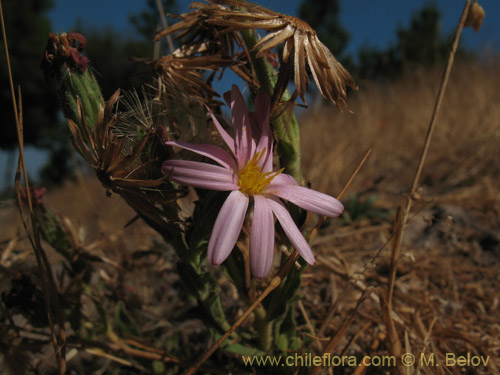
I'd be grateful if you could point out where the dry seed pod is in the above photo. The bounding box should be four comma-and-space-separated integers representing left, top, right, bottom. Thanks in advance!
465, 2, 486, 32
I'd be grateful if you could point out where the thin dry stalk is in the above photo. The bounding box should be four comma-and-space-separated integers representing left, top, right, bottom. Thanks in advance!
0, 2, 67, 374
310, 289, 370, 375
382, 206, 404, 364
298, 299, 316, 338
408, 0, 472, 198
307, 149, 372, 341
154, 0, 174, 53
394, 0, 472, 249
75, 337, 182, 366
383, 1, 472, 374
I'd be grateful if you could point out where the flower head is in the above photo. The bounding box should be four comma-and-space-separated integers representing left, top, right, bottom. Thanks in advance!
162, 85, 343, 277
156, 0, 357, 109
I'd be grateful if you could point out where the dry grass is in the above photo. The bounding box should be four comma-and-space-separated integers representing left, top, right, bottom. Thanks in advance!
301, 60, 500, 199
298, 59, 500, 374
1, 59, 499, 374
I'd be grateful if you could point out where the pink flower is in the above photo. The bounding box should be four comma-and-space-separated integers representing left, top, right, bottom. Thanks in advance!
162, 85, 343, 278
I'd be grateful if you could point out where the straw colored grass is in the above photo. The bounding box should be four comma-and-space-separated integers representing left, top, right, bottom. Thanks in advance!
301, 60, 500, 200
298, 59, 500, 374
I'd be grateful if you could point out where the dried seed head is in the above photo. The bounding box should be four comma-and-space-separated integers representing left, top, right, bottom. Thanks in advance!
157, 0, 356, 110
465, 2, 486, 32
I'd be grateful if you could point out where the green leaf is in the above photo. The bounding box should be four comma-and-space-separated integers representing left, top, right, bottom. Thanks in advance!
176, 261, 231, 332
224, 343, 265, 356
152, 360, 165, 374
273, 300, 303, 352
177, 261, 210, 301
263, 263, 303, 322
114, 301, 140, 337
221, 248, 246, 294
185, 190, 227, 263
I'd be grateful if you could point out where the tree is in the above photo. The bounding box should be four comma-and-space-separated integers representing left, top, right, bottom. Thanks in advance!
397, 4, 449, 71
129, 0, 178, 46
80, 0, 178, 100
298, 0, 350, 58
40, 0, 178, 185
357, 3, 461, 82
0, 0, 58, 150
82, 28, 154, 100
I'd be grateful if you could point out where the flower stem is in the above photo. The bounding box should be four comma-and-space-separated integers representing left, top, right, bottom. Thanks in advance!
241, 29, 304, 185
254, 305, 272, 351
241, 29, 305, 354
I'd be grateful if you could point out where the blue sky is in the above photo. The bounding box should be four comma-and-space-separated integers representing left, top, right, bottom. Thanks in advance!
48, 0, 499, 56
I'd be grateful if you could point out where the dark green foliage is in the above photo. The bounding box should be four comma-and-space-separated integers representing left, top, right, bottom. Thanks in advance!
274, 302, 302, 352
263, 264, 303, 322
114, 301, 141, 337
76, 0, 179, 99
176, 261, 230, 333
129, 0, 178, 44
36, 206, 73, 255
0, 0, 58, 149
185, 190, 227, 261
262, 259, 305, 352
222, 248, 246, 295
357, 3, 465, 81
397, 4, 448, 68
341, 193, 391, 224
82, 28, 154, 100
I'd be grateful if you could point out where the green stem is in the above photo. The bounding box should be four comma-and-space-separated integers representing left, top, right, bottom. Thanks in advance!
241, 29, 304, 185
242, 28, 307, 352
254, 305, 272, 351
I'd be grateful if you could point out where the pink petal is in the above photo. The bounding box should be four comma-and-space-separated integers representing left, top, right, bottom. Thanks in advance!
257, 145, 274, 173
224, 85, 255, 168
162, 160, 238, 191
251, 92, 273, 172
250, 195, 275, 278
266, 197, 315, 265
270, 173, 300, 186
208, 190, 249, 265
206, 107, 236, 156
265, 184, 344, 217
166, 141, 237, 171
251, 92, 271, 144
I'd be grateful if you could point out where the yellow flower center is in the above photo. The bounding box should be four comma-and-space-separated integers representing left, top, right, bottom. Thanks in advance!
237, 150, 282, 195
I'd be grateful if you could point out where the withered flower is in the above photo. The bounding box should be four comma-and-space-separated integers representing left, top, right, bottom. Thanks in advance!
19, 186, 47, 207
155, 3, 242, 59
42, 32, 88, 74
154, 54, 235, 106
212, 0, 357, 108
157, 0, 356, 109
67, 90, 182, 231
151, 54, 240, 139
